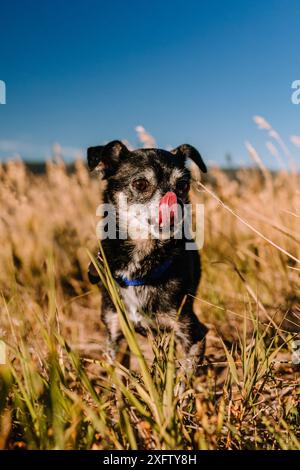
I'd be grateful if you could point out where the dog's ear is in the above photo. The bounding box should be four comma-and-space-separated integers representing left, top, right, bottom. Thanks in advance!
87, 145, 104, 172
171, 144, 207, 174
88, 261, 100, 284
87, 140, 129, 177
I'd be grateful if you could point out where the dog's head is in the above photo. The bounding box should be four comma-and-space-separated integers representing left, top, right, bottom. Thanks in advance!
87, 140, 207, 243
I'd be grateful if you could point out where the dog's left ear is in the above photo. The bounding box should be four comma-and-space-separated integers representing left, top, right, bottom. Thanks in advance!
88, 261, 100, 284
171, 144, 207, 174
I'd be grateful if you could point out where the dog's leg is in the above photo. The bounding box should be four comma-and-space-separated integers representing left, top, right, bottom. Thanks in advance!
156, 310, 207, 376
187, 311, 207, 372
176, 311, 207, 376
171, 312, 207, 397
102, 310, 123, 363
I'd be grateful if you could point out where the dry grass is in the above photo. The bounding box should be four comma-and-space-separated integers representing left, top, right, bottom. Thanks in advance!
0, 139, 299, 449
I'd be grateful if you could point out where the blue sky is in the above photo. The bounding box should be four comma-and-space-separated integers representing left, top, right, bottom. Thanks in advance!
0, 0, 300, 166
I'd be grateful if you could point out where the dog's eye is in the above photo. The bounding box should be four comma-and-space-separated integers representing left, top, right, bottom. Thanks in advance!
176, 180, 190, 193
132, 178, 150, 192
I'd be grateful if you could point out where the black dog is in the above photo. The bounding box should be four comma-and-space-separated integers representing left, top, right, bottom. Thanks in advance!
88, 140, 207, 372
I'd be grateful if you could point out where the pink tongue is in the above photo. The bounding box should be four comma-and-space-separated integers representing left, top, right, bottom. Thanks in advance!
158, 192, 178, 226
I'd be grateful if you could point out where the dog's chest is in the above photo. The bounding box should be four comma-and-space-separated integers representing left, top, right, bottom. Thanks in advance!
120, 286, 146, 324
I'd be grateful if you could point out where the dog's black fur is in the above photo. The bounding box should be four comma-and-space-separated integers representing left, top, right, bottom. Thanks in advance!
87, 140, 208, 371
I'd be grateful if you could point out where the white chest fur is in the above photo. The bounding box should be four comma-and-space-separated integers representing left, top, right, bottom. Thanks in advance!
120, 286, 143, 324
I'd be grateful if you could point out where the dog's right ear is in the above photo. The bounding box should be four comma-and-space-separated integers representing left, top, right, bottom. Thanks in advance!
171, 144, 207, 174
87, 140, 129, 178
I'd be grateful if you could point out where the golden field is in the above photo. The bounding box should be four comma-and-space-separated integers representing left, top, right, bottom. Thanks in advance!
0, 124, 299, 449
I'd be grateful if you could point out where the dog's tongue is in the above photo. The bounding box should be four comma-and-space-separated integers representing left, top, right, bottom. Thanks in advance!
158, 191, 178, 226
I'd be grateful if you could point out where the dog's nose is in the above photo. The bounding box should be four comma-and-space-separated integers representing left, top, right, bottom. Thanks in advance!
158, 191, 178, 226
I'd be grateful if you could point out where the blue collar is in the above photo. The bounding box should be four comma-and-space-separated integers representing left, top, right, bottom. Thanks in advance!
115, 258, 173, 287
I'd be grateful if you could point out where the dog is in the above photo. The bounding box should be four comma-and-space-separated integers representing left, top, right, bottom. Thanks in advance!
87, 140, 208, 373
